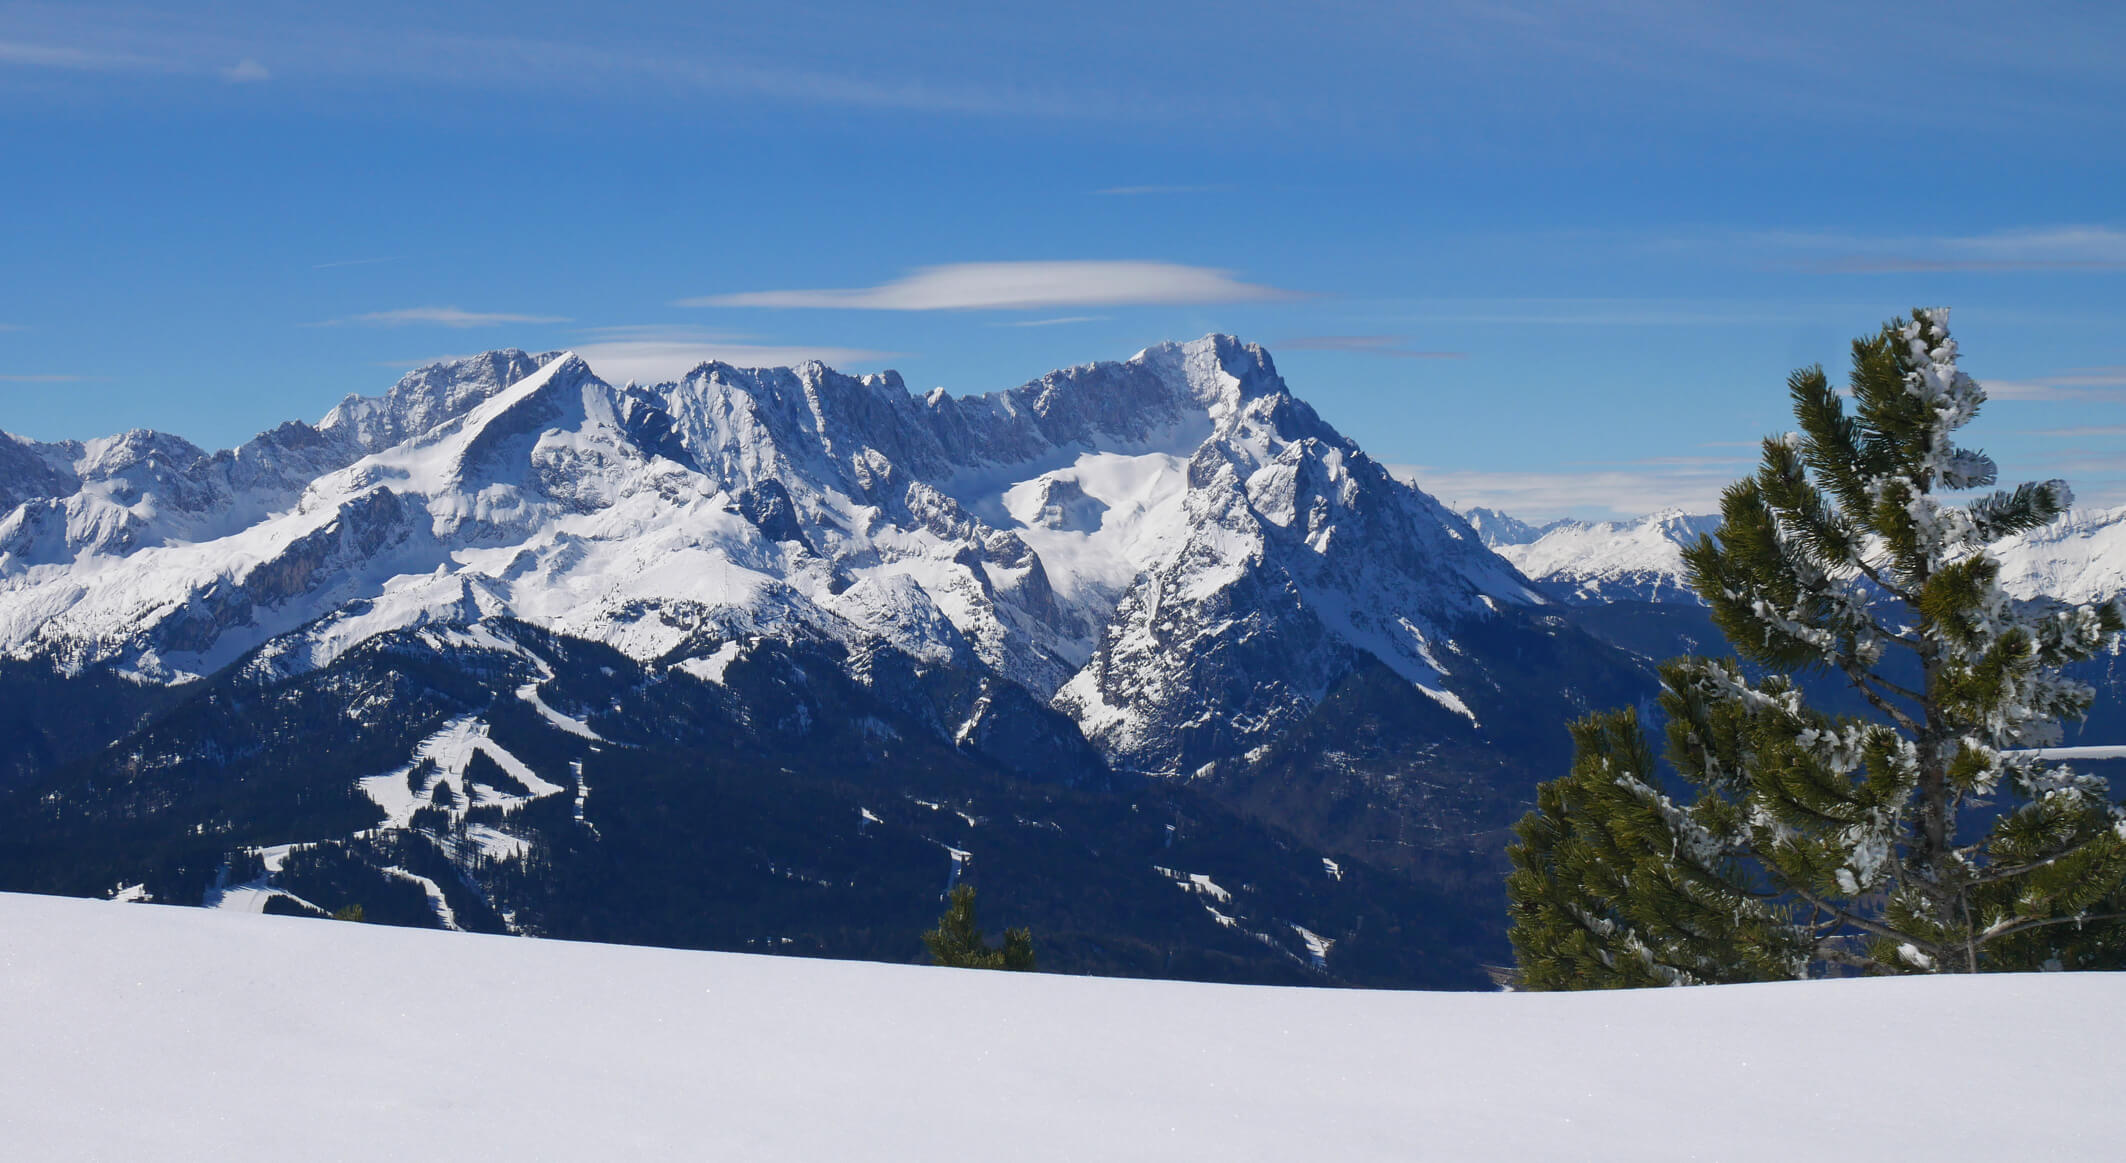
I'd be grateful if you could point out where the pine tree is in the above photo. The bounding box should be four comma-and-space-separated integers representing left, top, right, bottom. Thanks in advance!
922, 884, 1036, 971
1508, 309, 2126, 987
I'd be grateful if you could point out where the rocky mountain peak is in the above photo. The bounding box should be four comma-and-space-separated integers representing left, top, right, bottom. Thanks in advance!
320, 349, 563, 453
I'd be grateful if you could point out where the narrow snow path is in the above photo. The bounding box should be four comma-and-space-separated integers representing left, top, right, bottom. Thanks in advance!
380, 867, 459, 931
515, 681, 606, 741
5, 892, 2121, 1161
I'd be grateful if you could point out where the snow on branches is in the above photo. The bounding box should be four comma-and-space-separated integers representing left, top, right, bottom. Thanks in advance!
1509, 310, 2126, 988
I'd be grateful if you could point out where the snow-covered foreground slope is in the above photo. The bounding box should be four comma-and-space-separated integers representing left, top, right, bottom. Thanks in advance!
4, 892, 2120, 1162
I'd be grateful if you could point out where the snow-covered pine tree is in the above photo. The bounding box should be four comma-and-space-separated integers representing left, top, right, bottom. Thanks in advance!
1507, 309, 2126, 987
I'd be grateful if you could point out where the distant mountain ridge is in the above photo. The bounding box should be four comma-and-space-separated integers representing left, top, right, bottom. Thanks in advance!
1462, 501, 2126, 609
1468, 509, 1721, 604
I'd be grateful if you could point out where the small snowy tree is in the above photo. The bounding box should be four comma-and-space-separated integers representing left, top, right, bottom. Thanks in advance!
1508, 309, 2126, 986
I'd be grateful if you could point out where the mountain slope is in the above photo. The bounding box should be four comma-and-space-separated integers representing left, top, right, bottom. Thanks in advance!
0, 617, 1489, 985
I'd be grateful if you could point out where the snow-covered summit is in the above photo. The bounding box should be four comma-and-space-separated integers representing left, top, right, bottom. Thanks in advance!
319, 348, 564, 453
0, 336, 1546, 780
1459, 506, 1554, 548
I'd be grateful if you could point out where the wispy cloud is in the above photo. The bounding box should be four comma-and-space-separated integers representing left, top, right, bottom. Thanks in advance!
1396, 440, 2126, 520
1772, 226, 2126, 273
683, 261, 1296, 312
1, 373, 99, 383
0, 323, 28, 333
1276, 335, 1466, 359
1093, 185, 1231, 196
314, 307, 571, 328
562, 328, 901, 385
1389, 297, 1842, 327
1567, 456, 1753, 469
0, 39, 171, 72
990, 316, 1106, 328
2022, 425, 2126, 438
0, 15, 1232, 123
1985, 367, 2126, 402
1390, 463, 1734, 522
372, 355, 478, 370
312, 257, 401, 270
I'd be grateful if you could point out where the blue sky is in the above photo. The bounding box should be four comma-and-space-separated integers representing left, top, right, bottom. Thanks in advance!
3, 0, 2123, 518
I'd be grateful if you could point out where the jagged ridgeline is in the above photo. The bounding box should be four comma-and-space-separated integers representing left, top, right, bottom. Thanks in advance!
0, 337, 1652, 986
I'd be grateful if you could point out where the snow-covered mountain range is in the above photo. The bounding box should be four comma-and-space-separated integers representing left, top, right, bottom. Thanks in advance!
0, 337, 1542, 779
0, 337, 1658, 980
1468, 502, 2126, 608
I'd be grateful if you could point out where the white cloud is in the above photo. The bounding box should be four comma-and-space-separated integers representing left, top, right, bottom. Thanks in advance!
567, 333, 901, 385
0, 39, 167, 72
1761, 225, 2126, 273
319, 307, 571, 328
990, 316, 1107, 328
1984, 367, 2126, 402
0, 374, 95, 383
1390, 464, 1735, 523
2022, 425, 2126, 438
221, 58, 269, 83
1391, 298, 1839, 327
682, 261, 1294, 312
1277, 335, 1467, 359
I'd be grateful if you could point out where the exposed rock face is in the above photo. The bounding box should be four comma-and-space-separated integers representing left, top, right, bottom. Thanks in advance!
319, 349, 559, 454
0, 434, 78, 515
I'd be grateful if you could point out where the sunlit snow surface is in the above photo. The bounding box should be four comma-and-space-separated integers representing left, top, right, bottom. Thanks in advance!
3, 893, 2120, 1162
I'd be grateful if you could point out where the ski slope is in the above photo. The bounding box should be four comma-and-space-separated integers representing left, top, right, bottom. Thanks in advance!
2, 891, 2121, 1161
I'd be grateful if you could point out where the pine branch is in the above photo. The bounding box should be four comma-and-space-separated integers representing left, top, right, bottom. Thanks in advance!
1975, 911, 2126, 945
1846, 664, 1926, 707
1851, 557, 1918, 606
1784, 881, 1935, 953
1839, 664, 1924, 735
1814, 944, 1894, 975
1969, 833, 2120, 887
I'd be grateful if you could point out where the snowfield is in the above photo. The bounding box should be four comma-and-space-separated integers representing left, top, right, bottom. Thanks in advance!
3, 892, 2121, 1161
